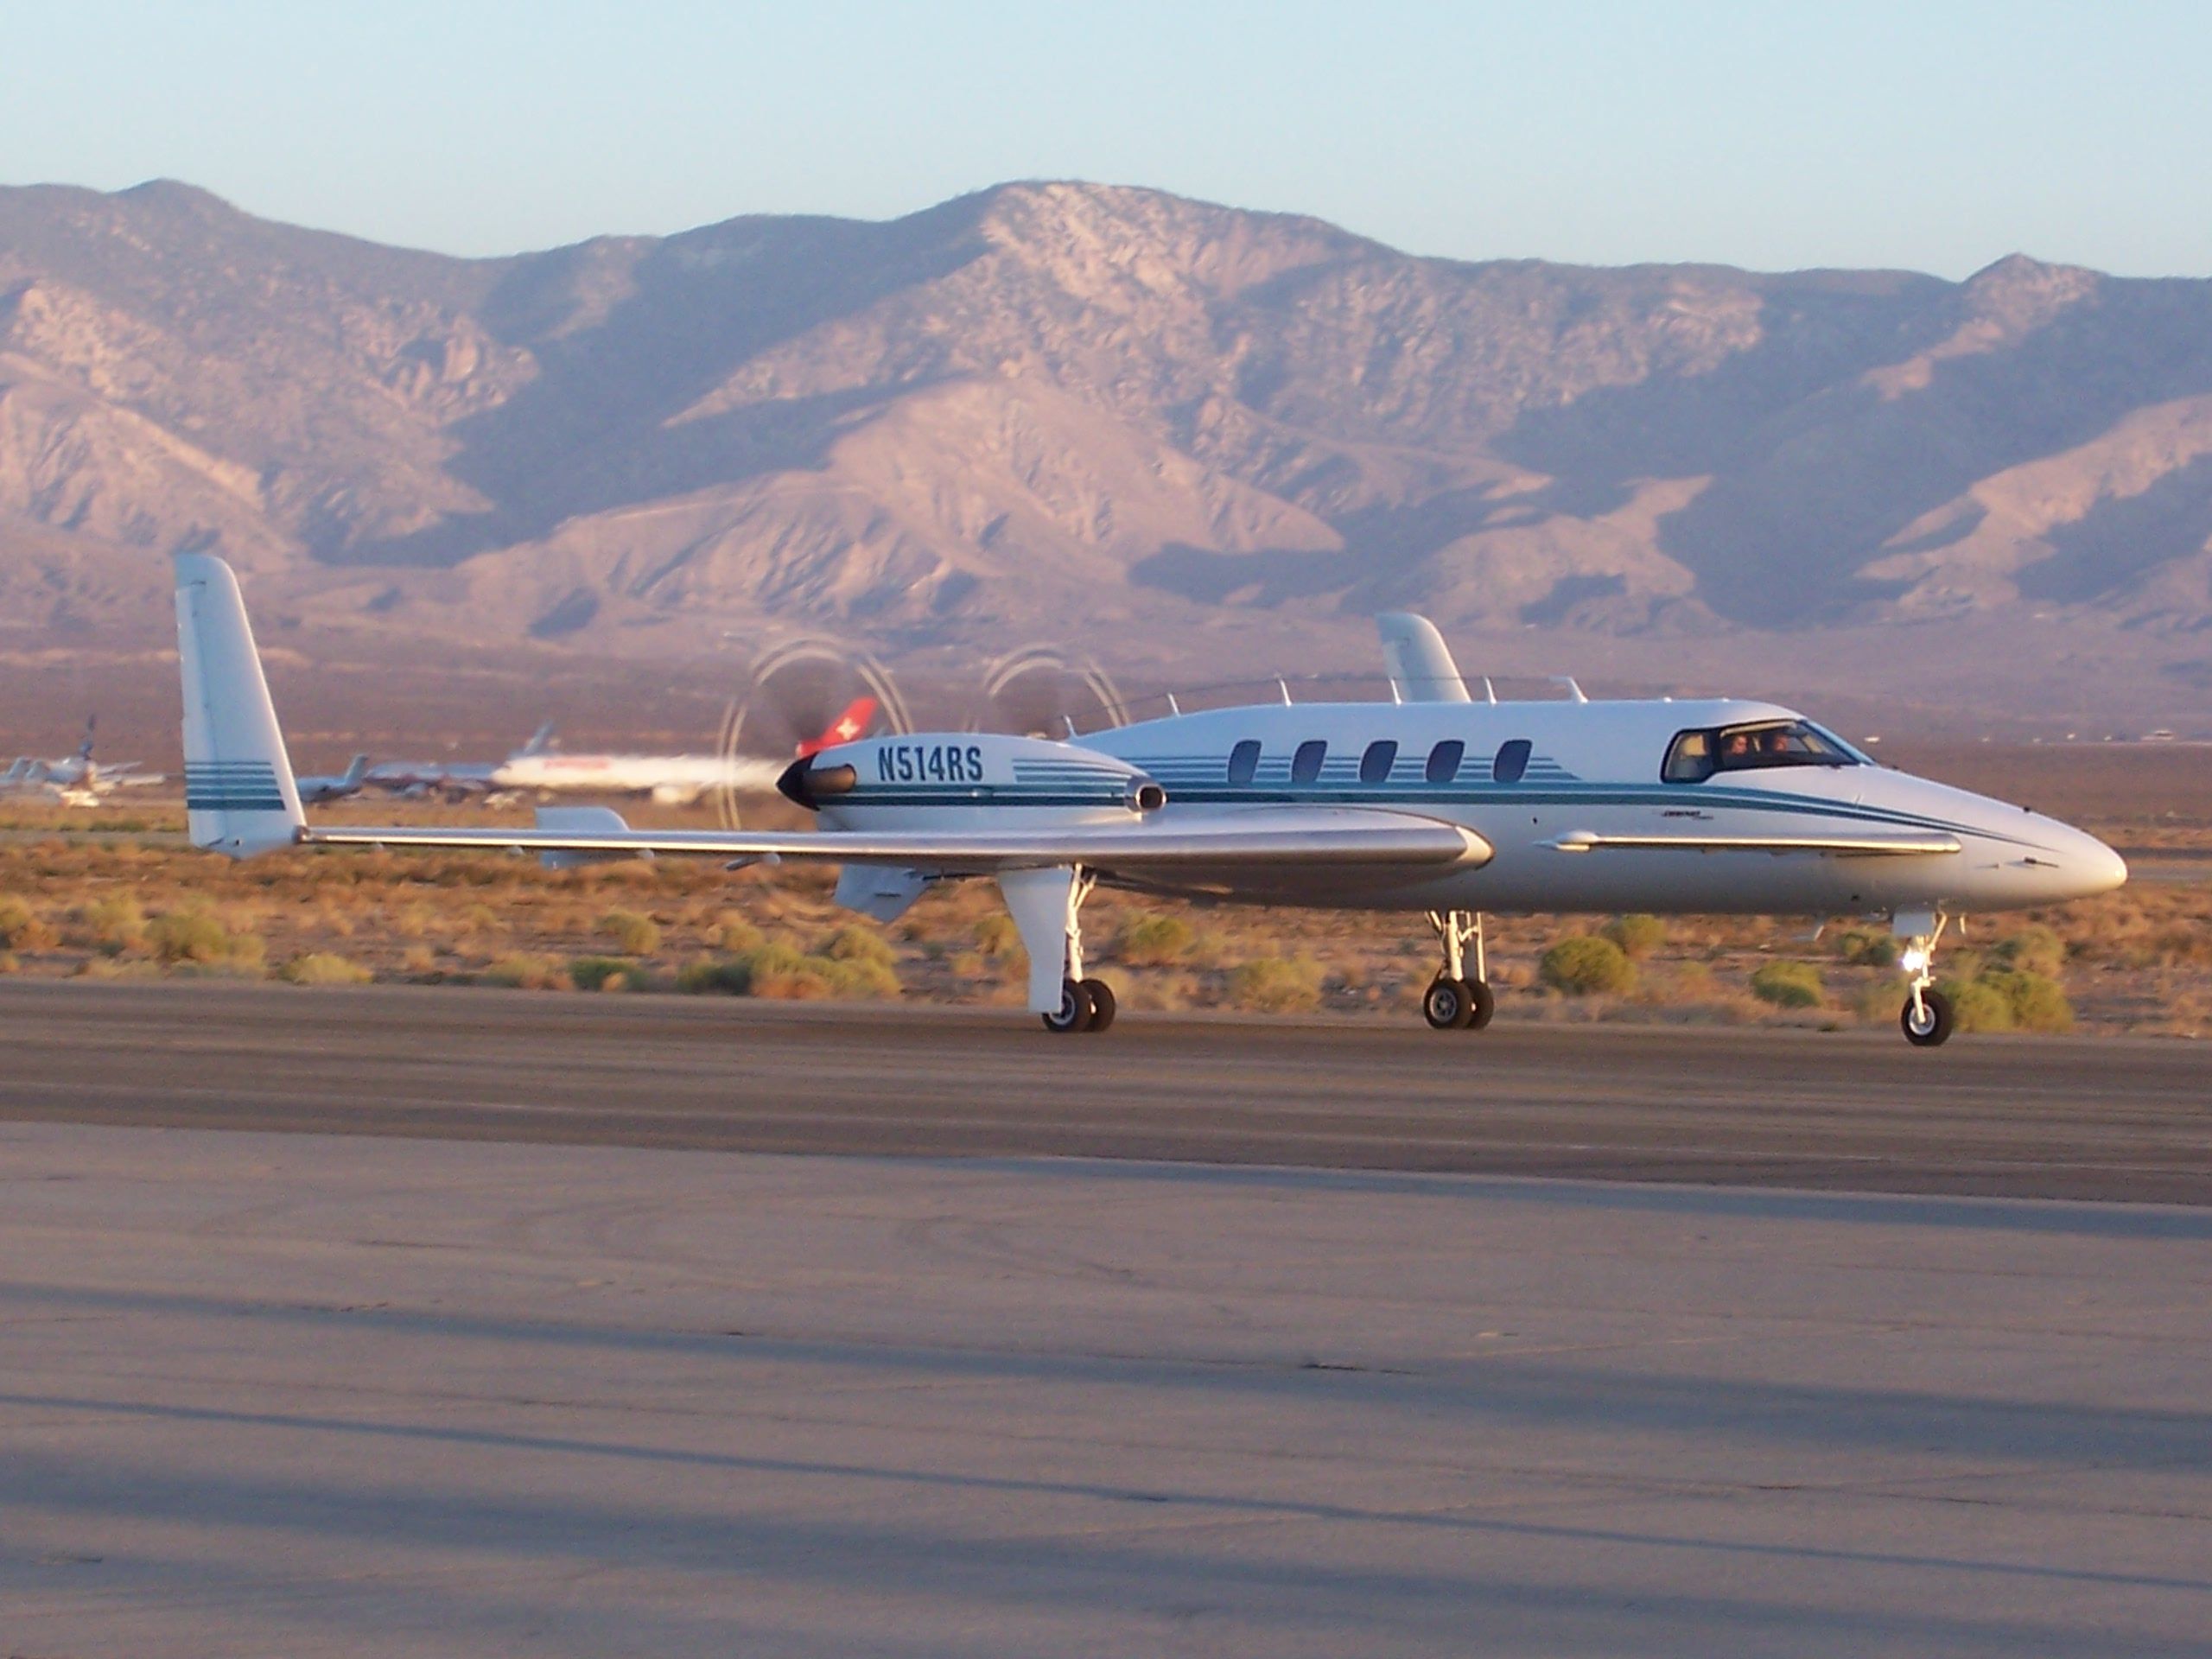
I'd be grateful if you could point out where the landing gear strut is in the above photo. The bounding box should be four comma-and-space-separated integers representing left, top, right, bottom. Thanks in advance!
1423, 909, 1495, 1032
1896, 909, 1954, 1047
1001, 865, 1116, 1034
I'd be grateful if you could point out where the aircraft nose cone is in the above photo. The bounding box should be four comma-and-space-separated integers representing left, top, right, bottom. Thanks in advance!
2080, 832, 2129, 896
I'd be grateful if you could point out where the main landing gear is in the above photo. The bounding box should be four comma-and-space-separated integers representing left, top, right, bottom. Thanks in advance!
1042, 975, 1117, 1034
1896, 909, 1954, 1047
1001, 865, 1117, 1035
1422, 909, 1496, 1032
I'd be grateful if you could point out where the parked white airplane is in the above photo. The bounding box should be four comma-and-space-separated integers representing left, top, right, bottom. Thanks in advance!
176, 555, 2126, 1046
3, 717, 165, 804
296, 753, 370, 805
489, 701, 875, 804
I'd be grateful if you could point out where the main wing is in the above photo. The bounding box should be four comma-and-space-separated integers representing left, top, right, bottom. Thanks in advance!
308, 806, 1490, 879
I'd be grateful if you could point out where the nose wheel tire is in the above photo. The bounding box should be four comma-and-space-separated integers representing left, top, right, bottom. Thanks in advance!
1902, 988, 1955, 1047
1043, 977, 1116, 1034
1464, 979, 1496, 1031
1423, 976, 1475, 1030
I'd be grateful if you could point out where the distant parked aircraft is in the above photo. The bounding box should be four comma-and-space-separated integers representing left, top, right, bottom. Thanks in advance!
365, 722, 554, 803
295, 753, 370, 805
489, 699, 878, 805
3, 717, 164, 805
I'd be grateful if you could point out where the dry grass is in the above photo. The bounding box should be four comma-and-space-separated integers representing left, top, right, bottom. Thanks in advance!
0, 797, 2202, 1035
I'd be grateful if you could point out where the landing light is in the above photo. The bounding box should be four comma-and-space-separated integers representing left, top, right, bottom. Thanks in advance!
1899, 946, 1929, 975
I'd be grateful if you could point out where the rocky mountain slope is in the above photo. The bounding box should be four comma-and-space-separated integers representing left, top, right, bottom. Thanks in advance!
2, 178, 2209, 709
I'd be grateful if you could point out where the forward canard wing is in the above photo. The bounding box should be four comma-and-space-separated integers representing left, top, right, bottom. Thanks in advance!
1548, 830, 1961, 857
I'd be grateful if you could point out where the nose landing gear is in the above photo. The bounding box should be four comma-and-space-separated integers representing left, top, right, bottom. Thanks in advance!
1895, 909, 1955, 1047
1422, 909, 1496, 1032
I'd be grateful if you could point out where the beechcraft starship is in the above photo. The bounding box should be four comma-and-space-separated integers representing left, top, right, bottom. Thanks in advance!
175, 554, 2126, 1046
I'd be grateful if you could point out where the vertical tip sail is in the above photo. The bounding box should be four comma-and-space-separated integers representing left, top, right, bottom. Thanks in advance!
1376, 613, 1472, 703
175, 552, 304, 856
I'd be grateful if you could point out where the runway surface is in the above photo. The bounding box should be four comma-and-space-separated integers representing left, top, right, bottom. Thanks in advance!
5, 1122, 2209, 1657
0, 980, 2207, 1203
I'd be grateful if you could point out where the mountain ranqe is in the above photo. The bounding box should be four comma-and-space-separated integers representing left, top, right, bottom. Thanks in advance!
3, 178, 2209, 679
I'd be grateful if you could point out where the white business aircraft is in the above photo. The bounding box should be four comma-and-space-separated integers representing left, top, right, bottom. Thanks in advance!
176, 554, 2126, 1046
489, 701, 876, 805
3, 717, 165, 804
295, 753, 370, 805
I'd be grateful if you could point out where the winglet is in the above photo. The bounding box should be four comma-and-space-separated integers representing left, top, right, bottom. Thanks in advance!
175, 553, 305, 856
1376, 613, 1472, 703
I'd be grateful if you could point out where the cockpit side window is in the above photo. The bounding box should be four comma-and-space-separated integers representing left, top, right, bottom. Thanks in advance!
1228, 739, 1261, 785
1665, 721, 1856, 782
1662, 729, 1715, 783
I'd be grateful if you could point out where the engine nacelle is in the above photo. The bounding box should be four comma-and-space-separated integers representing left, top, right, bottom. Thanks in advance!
780, 732, 1164, 829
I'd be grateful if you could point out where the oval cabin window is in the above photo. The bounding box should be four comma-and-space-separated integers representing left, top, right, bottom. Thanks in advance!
1492, 739, 1532, 785
1426, 740, 1464, 784
1292, 740, 1326, 785
1359, 740, 1398, 785
1227, 740, 1261, 785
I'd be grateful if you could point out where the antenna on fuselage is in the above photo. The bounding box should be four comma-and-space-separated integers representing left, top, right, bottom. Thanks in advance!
1554, 676, 1589, 703
1482, 677, 1497, 705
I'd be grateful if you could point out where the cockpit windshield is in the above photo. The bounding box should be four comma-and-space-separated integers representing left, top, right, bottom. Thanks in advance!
1663, 720, 1861, 783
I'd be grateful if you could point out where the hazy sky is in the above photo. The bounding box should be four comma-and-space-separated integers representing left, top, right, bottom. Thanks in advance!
3, 0, 2205, 277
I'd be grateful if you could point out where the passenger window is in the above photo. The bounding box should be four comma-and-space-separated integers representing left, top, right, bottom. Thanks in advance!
1359, 740, 1398, 785
1292, 740, 1326, 785
1425, 740, 1464, 784
1492, 739, 1531, 785
1227, 740, 1261, 785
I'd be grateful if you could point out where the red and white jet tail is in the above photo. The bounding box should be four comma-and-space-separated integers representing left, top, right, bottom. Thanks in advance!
797, 697, 877, 759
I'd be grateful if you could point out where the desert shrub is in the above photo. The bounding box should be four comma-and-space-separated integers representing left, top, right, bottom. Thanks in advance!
596, 908, 661, 956
1227, 955, 1323, 1014
1939, 977, 2014, 1033
0, 896, 53, 950
2148, 923, 2210, 964
147, 906, 259, 967
479, 953, 569, 990
569, 955, 648, 992
677, 956, 750, 995
1852, 976, 1909, 1024
715, 912, 765, 954
974, 912, 1020, 961
823, 924, 894, 968
1979, 968, 2075, 1033
1834, 926, 1899, 969
1116, 913, 1192, 966
1749, 960, 1824, 1008
0, 952, 17, 975
1540, 936, 1635, 996
1991, 925, 2066, 979
399, 944, 437, 977
674, 940, 897, 1001
1602, 913, 1667, 960
278, 951, 374, 987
